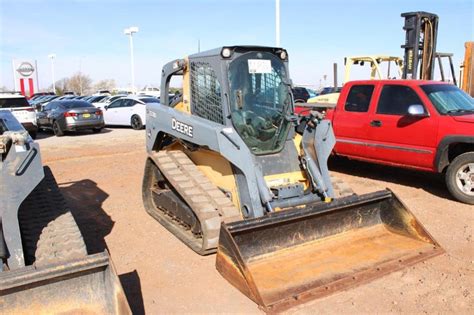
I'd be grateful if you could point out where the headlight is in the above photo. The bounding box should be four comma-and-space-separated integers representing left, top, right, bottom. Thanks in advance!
221, 47, 232, 58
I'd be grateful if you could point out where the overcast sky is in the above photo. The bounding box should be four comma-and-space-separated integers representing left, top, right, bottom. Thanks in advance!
1, 0, 473, 91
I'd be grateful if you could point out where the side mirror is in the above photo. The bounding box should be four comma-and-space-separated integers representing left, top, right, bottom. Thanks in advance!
104, 105, 108, 110
407, 104, 428, 117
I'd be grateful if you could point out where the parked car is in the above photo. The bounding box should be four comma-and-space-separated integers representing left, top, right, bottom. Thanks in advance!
37, 100, 104, 136
56, 95, 76, 101
0, 92, 38, 138
30, 92, 55, 100
31, 95, 59, 109
326, 80, 474, 204
86, 95, 108, 103
320, 86, 342, 95
93, 90, 111, 96
93, 94, 127, 109
103, 96, 158, 130
292, 87, 311, 103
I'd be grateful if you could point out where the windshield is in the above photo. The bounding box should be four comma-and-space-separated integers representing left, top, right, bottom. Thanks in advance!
0, 97, 30, 108
228, 52, 292, 155
421, 84, 474, 115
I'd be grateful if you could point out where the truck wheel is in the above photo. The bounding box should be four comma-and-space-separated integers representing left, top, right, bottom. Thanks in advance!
52, 121, 64, 137
446, 152, 474, 205
131, 115, 143, 130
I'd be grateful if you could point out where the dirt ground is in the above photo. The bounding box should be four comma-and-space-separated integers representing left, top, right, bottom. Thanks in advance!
36, 128, 473, 314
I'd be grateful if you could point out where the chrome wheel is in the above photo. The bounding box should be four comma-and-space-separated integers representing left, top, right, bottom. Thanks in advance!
456, 163, 474, 196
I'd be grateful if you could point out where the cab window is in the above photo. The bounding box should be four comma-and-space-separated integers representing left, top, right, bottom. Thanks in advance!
344, 85, 374, 112
377, 85, 424, 115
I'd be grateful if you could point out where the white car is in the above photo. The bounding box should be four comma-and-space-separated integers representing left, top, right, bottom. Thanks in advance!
103, 96, 159, 130
0, 92, 38, 138
92, 95, 127, 110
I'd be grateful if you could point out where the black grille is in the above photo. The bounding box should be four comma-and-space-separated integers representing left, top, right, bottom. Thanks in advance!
190, 62, 224, 124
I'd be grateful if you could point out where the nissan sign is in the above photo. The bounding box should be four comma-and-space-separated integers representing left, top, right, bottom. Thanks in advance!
16, 62, 35, 77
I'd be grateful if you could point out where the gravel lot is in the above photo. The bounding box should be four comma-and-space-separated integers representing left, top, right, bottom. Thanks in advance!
37, 128, 473, 314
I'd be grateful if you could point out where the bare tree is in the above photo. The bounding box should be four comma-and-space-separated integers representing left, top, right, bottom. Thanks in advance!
93, 79, 116, 92
67, 72, 92, 95
49, 78, 69, 95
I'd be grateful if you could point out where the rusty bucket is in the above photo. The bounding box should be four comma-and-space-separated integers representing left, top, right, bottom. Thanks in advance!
0, 251, 131, 314
216, 190, 443, 312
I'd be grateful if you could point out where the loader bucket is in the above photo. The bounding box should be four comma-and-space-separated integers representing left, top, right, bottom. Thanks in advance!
216, 190, 443, 312
0, 251, 131, 314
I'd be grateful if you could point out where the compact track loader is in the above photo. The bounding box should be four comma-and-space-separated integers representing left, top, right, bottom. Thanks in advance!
0, 111, 130, 314
142, 46, 443, 311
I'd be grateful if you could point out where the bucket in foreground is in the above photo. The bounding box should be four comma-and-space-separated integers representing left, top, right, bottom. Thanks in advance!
0, 251, 131, 314
216, 190, 444, 312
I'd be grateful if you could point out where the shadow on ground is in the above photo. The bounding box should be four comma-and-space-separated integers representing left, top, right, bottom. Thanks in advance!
58, 179, 145, 313
120, 270, 145, 315
59, 179, 113, 253
328, 156, 454, 201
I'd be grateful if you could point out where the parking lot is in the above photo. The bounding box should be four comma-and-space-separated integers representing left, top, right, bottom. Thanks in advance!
36, 128, 473, 314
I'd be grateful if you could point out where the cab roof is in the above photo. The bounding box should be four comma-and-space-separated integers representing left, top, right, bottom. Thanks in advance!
188, 45, 284, 59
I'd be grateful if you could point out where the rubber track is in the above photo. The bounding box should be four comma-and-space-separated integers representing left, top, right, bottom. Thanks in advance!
18, 167, 87, 266
151, 150, 240, 252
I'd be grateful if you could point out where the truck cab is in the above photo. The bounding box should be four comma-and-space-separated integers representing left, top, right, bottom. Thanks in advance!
329, 80, 474, 204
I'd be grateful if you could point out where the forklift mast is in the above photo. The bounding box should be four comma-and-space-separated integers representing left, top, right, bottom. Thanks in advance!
401, 11, 439, 80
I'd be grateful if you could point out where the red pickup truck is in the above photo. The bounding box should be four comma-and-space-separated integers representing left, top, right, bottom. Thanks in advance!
325, 80, 474, 204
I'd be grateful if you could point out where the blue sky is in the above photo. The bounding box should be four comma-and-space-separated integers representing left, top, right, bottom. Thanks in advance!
1, 0, 472, 91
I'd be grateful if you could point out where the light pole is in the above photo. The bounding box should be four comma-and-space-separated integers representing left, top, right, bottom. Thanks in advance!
124, 26, 139, 93
275, 0, 280, 47
48, 54, 56, 93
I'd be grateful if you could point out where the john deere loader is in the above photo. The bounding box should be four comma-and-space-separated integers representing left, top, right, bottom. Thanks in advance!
142, 46, 443, 311
0, 111, 130, 314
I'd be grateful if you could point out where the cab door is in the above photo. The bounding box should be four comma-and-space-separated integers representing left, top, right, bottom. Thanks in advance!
332, 83, 376, 158
366, 84, 439, 170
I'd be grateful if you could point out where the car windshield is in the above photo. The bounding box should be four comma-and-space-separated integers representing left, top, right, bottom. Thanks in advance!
421, 84, 474, 115
0, 97, 30, 108
228, 52, 292, 155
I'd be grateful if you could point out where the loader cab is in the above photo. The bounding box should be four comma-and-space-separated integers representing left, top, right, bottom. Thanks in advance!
160, 46, 294, 156
227, 50, 293, 155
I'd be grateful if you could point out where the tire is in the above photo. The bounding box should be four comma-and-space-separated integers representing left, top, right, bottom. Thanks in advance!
52, 121, 64, 137
445, 152, 474, 204
29, 130, 37, 139
35, 212, 88, 266
92, 128, 103, 133
131, 115, 143, 130
18, 167, 88, 266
